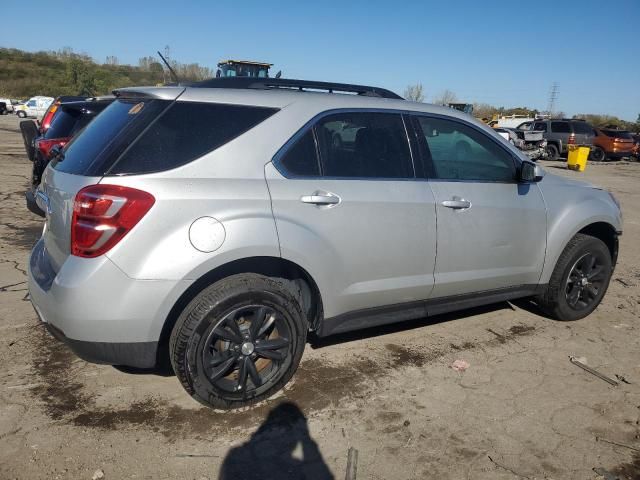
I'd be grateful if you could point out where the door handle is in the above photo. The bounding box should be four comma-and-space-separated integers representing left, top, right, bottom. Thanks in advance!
301, 192, 341, 206
441, 198, 471, 209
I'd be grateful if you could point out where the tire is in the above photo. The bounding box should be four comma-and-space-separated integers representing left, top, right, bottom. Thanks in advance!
17, 111, 26, 118
537, 234, 612, 321
545, 143, 559, 160
170, 273, 307, 409
591, 146, 606, 162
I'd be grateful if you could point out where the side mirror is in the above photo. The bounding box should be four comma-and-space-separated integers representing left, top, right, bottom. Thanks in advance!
520, 160, 544, 182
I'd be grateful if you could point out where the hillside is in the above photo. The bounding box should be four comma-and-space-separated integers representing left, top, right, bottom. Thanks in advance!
0, 48, 178, 98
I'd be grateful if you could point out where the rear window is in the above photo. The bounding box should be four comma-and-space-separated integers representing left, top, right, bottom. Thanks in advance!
571, 121, 594, 134
110, 102, 278, 174
550, 122, 570, 133
602, 130, 632, 139
44, 108, 81, 139
52, 99, 169, 175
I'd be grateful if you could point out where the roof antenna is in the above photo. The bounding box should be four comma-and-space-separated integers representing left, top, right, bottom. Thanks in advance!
157, 50, 180, 85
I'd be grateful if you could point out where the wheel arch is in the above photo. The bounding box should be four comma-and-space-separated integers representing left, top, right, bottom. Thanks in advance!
156, 256, 323, 368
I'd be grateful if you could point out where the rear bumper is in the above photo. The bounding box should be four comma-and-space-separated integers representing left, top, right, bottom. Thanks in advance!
28, 239, 186, 368
42, 320, 157, 368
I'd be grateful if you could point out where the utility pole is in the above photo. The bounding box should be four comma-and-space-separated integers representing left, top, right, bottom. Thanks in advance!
547, 82, 559, 117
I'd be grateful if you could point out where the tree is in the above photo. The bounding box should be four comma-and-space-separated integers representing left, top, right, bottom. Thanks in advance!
105, 55, 119, 66
403, 83, 424, 102
432, 89, 457, 105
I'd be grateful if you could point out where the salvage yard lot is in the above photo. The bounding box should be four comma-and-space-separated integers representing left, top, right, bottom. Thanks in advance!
0, 113, 639, 480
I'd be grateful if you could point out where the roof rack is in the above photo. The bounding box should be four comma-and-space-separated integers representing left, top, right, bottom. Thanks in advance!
190, 77, 404, 100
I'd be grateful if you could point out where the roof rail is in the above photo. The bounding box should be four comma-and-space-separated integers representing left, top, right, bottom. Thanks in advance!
189, 77, 404, 100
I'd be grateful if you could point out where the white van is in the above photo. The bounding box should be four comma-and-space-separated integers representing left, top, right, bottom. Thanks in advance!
16, 96, 54, 119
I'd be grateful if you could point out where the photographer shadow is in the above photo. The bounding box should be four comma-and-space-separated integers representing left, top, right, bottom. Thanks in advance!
219, 401, 334, 480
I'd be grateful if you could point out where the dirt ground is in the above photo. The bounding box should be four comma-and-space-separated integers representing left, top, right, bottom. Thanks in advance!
1, 113, 639, 480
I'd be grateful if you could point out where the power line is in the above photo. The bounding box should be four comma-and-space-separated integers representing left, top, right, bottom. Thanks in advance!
547, 82, 559, 115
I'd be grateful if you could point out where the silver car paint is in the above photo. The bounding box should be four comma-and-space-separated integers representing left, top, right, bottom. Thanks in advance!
28, 86, 622, 347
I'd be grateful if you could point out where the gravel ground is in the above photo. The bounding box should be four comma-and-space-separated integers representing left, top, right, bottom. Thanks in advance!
1, 113, 639, 480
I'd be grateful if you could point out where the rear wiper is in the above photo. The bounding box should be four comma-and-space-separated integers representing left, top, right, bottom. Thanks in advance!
49, 145, 65, 162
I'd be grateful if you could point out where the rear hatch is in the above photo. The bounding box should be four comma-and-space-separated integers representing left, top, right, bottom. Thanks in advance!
39, 90, 182, 272
602, 130, 634, 152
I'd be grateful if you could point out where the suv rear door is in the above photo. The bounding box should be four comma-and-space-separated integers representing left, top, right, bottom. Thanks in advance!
265, 111, 437, 320
412, 115, 547, 299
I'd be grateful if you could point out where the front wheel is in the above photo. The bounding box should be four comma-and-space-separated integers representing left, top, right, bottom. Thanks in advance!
545, 143, 559, 160
17, 111, 26, 118
537, 234, 613, 321
170, 273, 307, 409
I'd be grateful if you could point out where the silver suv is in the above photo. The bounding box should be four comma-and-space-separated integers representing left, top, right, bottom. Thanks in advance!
28, 78, 622, 409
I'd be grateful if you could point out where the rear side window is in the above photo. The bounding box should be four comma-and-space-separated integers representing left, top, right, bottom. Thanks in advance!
551, 121, 570, 133
279, 130, 320, 176
110, 102, 278, 174
314, 112, 413, 178
571, 122, 594, 134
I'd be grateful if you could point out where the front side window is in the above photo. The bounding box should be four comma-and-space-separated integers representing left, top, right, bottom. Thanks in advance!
532, 122, 547, 132
551, 121, 570, 133
416, 116, 516, 182
314, 112, 413, 178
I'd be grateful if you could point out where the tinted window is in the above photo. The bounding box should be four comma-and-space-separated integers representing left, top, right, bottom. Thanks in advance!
602, 130, 632, 139
416, 116, 515, 182
315, 112, 413, 178
279, 130, 320, 176
532, 122, 547, 132
44, 108, 81, 139
551, 121, 570, 133
111, 103, 278, 174
52, 99, 169, 175
572, 121, 594, 134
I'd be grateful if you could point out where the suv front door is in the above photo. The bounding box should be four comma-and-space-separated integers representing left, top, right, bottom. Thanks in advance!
265, 111, 437, 320
413, 115, 547, 299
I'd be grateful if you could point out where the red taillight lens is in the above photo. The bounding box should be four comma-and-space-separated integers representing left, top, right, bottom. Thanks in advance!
568, 134, 576, 145
71, 185, 155, 258
41, 103, 60, 132
36, 138, 69, 158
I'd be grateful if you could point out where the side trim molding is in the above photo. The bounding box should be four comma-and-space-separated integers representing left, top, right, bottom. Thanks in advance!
316, 284, 542, 337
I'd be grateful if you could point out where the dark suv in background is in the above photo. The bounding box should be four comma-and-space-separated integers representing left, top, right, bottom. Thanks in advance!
530, 119, 595, 160
25, 97, 113, 216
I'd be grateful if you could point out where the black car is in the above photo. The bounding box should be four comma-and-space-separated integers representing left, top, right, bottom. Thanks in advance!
26, 97, 113, 216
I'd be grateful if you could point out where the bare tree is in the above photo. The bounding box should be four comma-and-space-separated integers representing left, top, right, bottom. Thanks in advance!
105, 56, 119, 66
403, 83, 424, 102
433, 89, 458, 105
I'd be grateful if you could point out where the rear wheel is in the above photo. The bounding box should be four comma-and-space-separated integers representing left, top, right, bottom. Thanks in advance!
545, 143, 559, 160
537, 234, 612, 321
591, 146, 606, 162
170, 273, 307, 409
17, 111, 26, 118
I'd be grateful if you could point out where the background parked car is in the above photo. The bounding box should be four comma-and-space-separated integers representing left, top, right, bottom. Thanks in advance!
0, 98, 19, 114
25, 97, 113, 216
39, 95, 88, 134
591, 128, 635, 161
15, 96, 54, 119
529, 118, 595, 160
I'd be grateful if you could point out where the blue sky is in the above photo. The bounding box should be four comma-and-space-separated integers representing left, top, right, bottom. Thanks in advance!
3, 0, 639, 120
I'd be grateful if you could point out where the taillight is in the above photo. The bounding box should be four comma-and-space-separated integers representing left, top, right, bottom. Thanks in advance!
568, 134, 576, 145
71, 185, 155, 258
36, 138, 69, 158
41, 102, 59, 132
